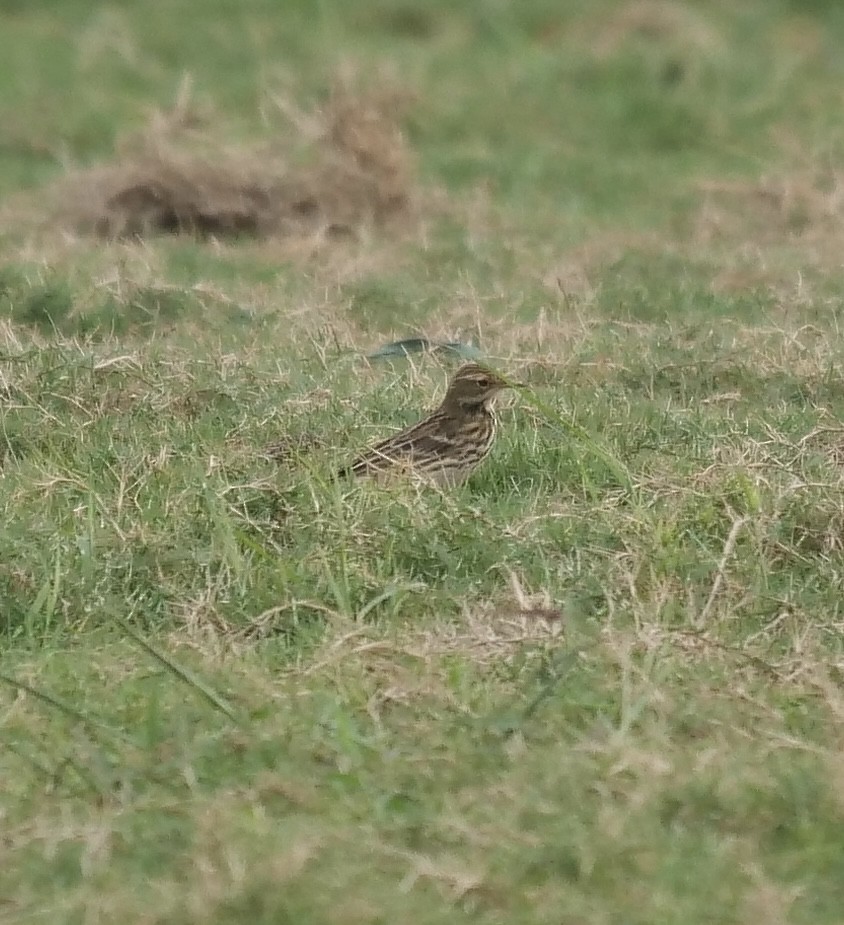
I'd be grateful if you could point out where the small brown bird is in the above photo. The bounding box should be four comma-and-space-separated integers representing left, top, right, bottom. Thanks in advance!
340, 363, 513, 487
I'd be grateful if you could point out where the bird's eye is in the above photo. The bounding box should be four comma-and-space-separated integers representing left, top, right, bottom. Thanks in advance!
476, 377, 491, 389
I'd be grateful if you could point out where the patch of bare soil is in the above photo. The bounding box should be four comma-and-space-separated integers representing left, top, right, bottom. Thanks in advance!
50, 77, 416, 242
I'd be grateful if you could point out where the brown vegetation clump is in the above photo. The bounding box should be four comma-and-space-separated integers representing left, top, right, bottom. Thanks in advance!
694, 170, 844, 248
687, 165, 844, 293
588, 0, 724, 58
53, 80, 415, 242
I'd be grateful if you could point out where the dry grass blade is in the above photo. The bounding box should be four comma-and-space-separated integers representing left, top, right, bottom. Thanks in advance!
696, 515, 751, 626
259, 433, 325, 464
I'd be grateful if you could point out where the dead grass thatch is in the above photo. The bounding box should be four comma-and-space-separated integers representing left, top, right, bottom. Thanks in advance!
687, 164, 844, 293
694, 170, 844, 250
588, 0, 724, 59
51, 77, 416, 242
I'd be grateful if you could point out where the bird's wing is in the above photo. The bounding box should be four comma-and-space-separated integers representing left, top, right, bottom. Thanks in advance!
347, 413, 457, 474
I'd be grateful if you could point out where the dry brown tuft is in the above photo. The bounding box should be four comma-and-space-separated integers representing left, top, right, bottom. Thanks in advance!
541, 162, 844, 303
589, 0, 724, 58
49, 77, 416, 243
694, 170, 844, 250
684, 164, 844, 293
542, 229, 667, 303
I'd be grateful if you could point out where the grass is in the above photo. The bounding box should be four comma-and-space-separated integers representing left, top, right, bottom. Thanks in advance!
2, 0, 844, 922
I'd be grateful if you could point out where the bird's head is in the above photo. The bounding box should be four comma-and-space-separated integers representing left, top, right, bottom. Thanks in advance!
442, 363, 512, 413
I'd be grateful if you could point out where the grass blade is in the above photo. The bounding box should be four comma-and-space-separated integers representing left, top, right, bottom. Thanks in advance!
0, 671, 131, 742
112, 616, 242, 726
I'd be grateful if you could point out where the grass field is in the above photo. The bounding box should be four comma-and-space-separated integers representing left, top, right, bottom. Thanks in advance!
3, 1, 844, 922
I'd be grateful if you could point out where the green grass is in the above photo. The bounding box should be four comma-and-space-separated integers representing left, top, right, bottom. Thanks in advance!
2, 1, 844, 922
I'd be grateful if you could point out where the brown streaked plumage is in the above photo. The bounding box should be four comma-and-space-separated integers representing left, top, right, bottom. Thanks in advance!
339, 363, 512, 487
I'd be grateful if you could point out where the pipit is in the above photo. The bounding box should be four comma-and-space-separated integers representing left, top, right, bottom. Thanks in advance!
339, 363, 513, 487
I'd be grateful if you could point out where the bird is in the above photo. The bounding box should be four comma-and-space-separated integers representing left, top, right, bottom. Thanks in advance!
339, 363, 513, 487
